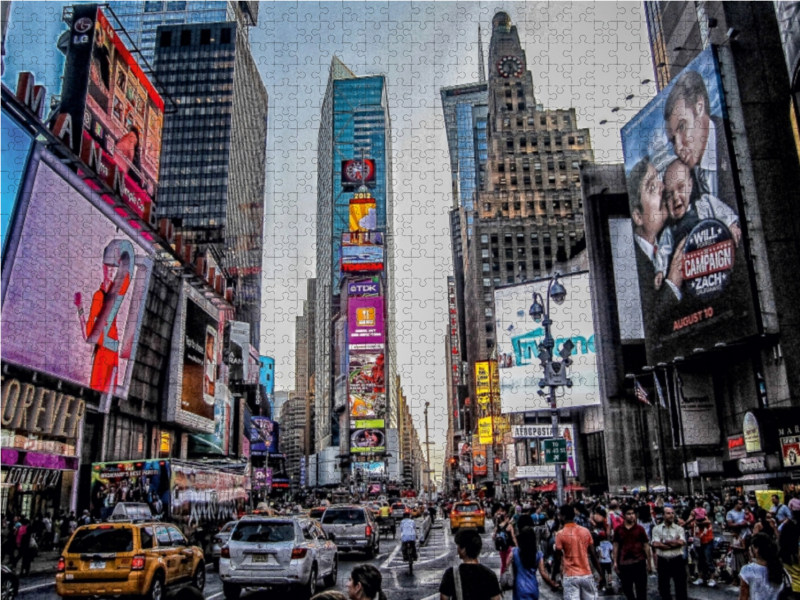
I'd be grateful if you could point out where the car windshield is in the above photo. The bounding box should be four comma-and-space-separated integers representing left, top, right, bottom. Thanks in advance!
321, 509, 366, 525
309, 509, 325, 518
67, 527, 134, 554
221, 522, 236, 533
231, 522, 295, 543
455, 504, 480, 513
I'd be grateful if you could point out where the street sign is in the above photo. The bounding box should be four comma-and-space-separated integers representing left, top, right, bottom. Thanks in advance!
544, 438, 567, 464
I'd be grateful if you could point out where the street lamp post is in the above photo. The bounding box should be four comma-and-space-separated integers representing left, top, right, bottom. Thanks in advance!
529, 272, 574, 507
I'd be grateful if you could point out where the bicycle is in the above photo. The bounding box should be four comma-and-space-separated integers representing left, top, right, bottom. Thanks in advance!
402, 540, 417, 574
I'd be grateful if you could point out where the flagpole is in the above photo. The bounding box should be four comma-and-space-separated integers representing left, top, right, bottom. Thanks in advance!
670, 366, 692, 495
637, 396, 650, 495
653, 372, 669, 494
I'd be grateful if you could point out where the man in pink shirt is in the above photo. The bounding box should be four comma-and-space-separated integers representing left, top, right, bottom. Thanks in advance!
555, 504, 602, 600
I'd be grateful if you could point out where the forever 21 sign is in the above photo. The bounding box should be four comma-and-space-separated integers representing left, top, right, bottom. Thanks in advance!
1, 377, 85, 440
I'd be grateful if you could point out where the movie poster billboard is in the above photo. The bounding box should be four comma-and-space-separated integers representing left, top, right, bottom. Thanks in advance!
1, 112, 33, 255
1, 153, 152, 399
250, 417, 279, 456
350, 419, 386, 454
90, 460, 171, 521
621, 47, 758, 365
53, 5, 164, 222
170, 463, 248, 526
494, 273, 600, 412
348, 297, 385, 348
348, 351, 386, 420
182, 299, 218, 421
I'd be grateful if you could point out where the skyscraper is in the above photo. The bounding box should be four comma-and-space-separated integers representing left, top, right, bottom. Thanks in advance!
315, 57, 396, 454
139, 5, 267, 346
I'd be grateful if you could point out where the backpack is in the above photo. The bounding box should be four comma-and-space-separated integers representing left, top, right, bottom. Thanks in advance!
609, 511, 623, 532
495, 530, 510, 552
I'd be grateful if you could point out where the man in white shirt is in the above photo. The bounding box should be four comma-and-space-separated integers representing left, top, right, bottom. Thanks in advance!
400, 515, 417, 562
650, 507, 687, 600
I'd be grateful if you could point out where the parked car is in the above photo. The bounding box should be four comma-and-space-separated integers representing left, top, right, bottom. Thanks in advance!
319, 505, 380, 557
218, 516, 337, 600
212, 521, 237, 571
390, 502, 411, 520
449, 501, 485, 534
2, 566, 18, 600
55, 521, 205, 600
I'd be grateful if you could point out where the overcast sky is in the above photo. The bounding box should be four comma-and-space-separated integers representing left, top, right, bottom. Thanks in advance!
253, 1, 655, 472
3, 1, 656, 475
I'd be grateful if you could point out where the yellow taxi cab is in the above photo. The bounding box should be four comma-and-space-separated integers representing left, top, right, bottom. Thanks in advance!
449, 501, 486, 534
56, 521, 205, 600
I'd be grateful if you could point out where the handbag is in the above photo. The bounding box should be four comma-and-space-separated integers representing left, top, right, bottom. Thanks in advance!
454, 565, 464, 600
500, 551, 516, 591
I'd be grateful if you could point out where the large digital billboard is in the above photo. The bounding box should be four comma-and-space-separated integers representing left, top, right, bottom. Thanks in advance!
1, 112, 33, 255
90, 460, 171, 521
349, 197, 377, 232
1, 153, 152, 398
621, 47, 758, 364
170, 463, 248, 527
348, 351, 386, 420
250, 417, 279, 455
53, 5, 164, 222
182, 299, 218, 421
341, 159, 376, 187
494, 272, 600, 412
350, 419, 386, 454
226, 321, 250, 384
341, 232, 384, 272
348, 297, 385, 348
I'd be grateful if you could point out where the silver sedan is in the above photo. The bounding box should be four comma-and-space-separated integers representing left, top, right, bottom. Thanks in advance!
218, 516, 338, 600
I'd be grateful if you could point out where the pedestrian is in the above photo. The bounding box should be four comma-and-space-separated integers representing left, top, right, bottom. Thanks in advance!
502, 526, 559, 600
597, 534, 614, 594
770, 495, 792, 528
753, 509, 778, 539
554, 504, 601, 600
778, 517, 800, 598
738, 533, 784, 600
651, 506, 688, 600
727, 498, 751, 586
689, 507, 716, 587
80, 510, 91, 526
17, 518, 32, 576
494, 507, 517, 574
42, 512, 53, 551
607, 500, 623, 539
612, 504, 652, 600
5, 516, 19, 568
439, 529, 501, 600
346, 564, 387, 600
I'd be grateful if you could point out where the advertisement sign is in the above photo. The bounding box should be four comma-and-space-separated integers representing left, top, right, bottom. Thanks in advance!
54, 5, 164, 221
226, 321, 250, 384
348, 351, 386, 420
252, 467, 267, 490
188, 383, 232, 456
494, 273, 600, 412
341, 232, 384, 272
478, 417, 493, 445
348, 297, 385, 348
90, 460, 171, 521
170, 463, 248, 526
474, 361, 499, 409
350, 427, 386, 454
675, 370, 720, 446
782, 436, 800, 468
473, 446, 488, 476
1, 156, 152, 399
181, 299, 219, 421
743, 412, 762, 453
250, 417, 279, 455
349, 197, 377, 232
348, 278, 380, 297
728, 435, 747, 460
341, 159, 376, 187
621, 47, 758, 365
1, 113, 33, 255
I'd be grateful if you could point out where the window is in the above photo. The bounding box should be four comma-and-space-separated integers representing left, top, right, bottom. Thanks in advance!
140, 527, 154, 550
68, 528, 134, 553
491, 235, 498, 244
502, 202, 509, 211
484, 203, 491, 212
484, 293, 493, 303
577, 136, 585, 144
483, 263, 490, 272
200, 29, 211, 45
506, 262, 514, 271
180, 29, 192, 46
540, 116, 546, 126
144, 1, 164, 12
518, 103, 526, 111
485, 308, 493, 317
155, 526, 172, 547
160, 31, 172, 47
481, 234, 489, 244
514, 201, 521, 210
486, 323, 494, 333
486, 339, 494, 349
168, 527, 187, 547
506, 103, 513, 111
232, 522, 296, 542
483, 278, 491, 287
481, 249, 489, 258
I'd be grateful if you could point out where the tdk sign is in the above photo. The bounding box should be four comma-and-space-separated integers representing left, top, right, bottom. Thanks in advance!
348, 280, 379, 296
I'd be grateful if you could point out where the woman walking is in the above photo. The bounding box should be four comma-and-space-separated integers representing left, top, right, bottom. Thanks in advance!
738, 533, 783, 600
504, 527, 560, 600
495, 507, 518, 575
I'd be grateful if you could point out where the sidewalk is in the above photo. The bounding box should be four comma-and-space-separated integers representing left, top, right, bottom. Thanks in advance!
6, 549, 60, 578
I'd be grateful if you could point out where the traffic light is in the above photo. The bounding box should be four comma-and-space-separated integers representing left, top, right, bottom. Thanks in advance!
449, 456, 458, 469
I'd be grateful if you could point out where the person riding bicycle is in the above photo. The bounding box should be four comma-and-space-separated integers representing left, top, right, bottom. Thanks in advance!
400, 515, 418, 562
379, 504, 391, 519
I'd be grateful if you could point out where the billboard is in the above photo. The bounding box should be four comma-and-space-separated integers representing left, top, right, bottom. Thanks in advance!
350, 421, 386, 454
349, 197, 377, 232
1, 154, 152, 398
250, 417, 279, 455
478, 417, 493, 445
188, 383, 232, 456
341, 232, 384, 272
90, 460, 171, 521
348, 351, 386, 420
674, 370, 720, 446
473, 445, 488, 476
475, 361, 499, 409
341, 159, 376, 187
182, 298, 218, 421
53, 5, 164, 221
621, 47, 758, 364
170, 463, 248, 526
226, 321, 250, 384
348, 278, 380, 297
494, 272, 600, 412
1, 112, 33, 255
348, 297, 385, 348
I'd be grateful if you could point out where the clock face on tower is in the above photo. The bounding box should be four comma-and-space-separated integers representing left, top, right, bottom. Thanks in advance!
497, 55, 523, 78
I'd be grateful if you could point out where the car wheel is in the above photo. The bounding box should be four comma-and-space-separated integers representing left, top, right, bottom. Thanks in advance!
145, 574, 164, 600
305, 564, 318, 599
192, 562, 206, 591
323, 557, 338, 587
223, 583, 241, 600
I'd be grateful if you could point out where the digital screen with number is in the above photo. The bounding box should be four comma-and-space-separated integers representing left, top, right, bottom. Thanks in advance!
1, 153, 151, 399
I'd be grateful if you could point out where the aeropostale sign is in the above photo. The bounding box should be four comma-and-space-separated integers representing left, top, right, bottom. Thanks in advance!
1, 377, 85, 439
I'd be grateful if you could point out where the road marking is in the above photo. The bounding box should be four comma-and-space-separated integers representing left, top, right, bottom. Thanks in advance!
380, 540, 402, 569
420, 595, 439, 600
205, 592, 224, 599
19, 582, 55, 593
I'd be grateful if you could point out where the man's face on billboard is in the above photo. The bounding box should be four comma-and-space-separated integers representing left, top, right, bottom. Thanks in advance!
666, 96, 709, 170
634, 163, 666, 239
664, 160, 693, 221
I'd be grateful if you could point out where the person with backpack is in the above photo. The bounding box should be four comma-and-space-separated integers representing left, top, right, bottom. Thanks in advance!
439, 529, 502, 600
494, 507, 518, 574
501, 526, 560, 600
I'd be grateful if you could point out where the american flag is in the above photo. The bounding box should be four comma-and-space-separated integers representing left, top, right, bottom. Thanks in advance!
634, 377, 651, 405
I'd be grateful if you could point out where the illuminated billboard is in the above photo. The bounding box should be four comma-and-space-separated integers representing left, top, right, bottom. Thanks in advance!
348, 351, 386, 420
494, 272, 600, 412
250, 417, 279, 455
349, 197, 377, 232
348, 278, 380, 297
341, 159, 376, 187
188, 382, 233, 456
350, 419, 386, 454
473, 445, 488, 476
1, 153, 152, 399
621, 47, 758, 364
341, 232, 384, 272
90, 460, 171, 521
474, 361, 499, 409
53, 5, 164, 222
226, 321, 250, 384
348, 297, 385, 348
